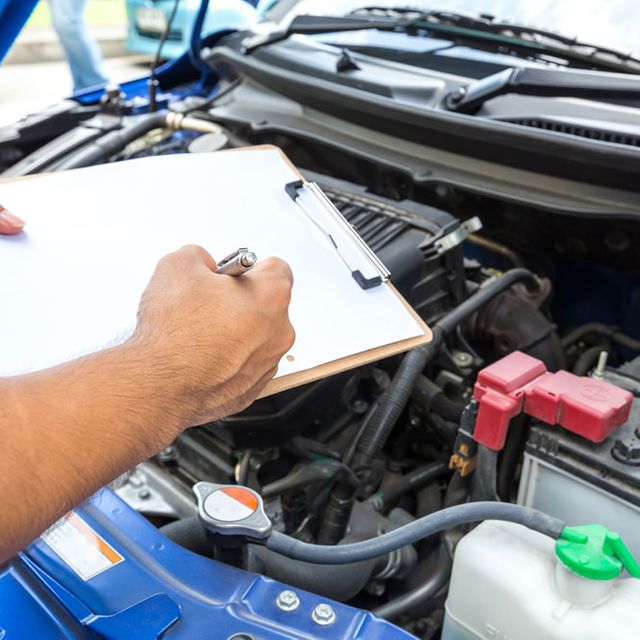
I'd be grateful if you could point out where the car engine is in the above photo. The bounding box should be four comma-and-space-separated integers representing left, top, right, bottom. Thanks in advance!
3, 11, 640, 638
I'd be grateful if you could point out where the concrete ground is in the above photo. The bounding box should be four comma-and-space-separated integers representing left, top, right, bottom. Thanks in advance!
0, 56, 152, 128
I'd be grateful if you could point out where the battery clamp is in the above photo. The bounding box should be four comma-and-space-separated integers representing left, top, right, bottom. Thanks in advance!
470, 351, 633, 451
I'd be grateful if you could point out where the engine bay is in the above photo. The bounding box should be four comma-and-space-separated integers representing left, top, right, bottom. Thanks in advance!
3, 13, 640, 638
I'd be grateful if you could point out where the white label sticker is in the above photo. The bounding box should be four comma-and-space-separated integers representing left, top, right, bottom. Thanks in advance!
41, 512, 123, 580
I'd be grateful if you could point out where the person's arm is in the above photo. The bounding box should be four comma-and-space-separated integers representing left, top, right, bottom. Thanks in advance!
0, 244, 295, 563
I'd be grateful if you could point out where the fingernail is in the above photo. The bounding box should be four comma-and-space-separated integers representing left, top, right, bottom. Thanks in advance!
0, 208, 25, 228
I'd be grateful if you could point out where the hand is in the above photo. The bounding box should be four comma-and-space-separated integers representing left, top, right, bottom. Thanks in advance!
0, 206, 25, 235
131, 245, 295, 431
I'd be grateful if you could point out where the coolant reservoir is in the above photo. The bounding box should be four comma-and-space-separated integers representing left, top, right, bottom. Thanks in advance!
442, 520, 640, 640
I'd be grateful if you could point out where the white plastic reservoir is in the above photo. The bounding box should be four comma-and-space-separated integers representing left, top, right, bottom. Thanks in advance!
442, 520, 640, 640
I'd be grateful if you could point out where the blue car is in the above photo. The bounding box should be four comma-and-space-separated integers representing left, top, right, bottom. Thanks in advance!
125, 0, 270, 57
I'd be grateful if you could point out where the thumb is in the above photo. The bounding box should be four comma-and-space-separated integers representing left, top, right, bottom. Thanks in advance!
0, 206, 25, 235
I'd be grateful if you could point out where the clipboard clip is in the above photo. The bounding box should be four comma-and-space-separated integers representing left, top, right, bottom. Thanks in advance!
285, 180, 390, 290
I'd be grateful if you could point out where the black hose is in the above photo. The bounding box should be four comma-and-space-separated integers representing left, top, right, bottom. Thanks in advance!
236, 449, 252, 486
353, 269, 537, 470
57, 113, 169, 170
369, 462, 450, 512
160, 516, 212, 557
373, 545, 451, 620
412, 376, 464, 422
262, 460, 358, 499
266, 501, 565, 564
247, 545, 376, 602
562, 322, 640, 352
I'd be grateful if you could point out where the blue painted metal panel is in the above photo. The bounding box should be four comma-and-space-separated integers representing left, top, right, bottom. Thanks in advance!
0, 0, 39, 62
1, 489, 414, 639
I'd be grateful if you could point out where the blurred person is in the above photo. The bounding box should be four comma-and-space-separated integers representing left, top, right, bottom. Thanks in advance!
50, 0, 108, 91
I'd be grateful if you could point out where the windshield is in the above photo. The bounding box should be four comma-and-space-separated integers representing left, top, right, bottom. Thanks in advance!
279, 0, 640, 60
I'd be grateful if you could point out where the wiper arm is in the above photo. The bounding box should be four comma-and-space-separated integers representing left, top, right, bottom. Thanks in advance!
353, 7, 640, 74
445, 66, 640, 114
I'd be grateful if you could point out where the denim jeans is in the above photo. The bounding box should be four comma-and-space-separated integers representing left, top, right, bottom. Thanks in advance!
50, 0, 108, 92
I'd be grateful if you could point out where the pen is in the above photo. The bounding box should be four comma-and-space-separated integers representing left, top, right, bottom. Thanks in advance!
216, 247, 257, 276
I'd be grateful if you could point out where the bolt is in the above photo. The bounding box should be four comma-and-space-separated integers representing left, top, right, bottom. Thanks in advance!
351, 398, 369, 415
138, 488, 151, 500
276, 590, 300, 612
453, 351, 474, 368
592, 351, 609, 380
312, 603, 336, 626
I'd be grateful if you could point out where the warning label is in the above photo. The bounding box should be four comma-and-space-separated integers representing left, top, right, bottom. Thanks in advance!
41, 512, 123, 580
203, 487, 259, 522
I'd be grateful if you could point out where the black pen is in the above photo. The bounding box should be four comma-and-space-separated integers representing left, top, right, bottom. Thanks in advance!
216, 248, 257, 276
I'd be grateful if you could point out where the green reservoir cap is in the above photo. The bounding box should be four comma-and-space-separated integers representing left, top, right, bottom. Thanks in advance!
556, 524, 640, 581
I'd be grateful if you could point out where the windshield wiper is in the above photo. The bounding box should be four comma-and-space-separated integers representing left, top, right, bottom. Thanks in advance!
445, 66, 640, 114
351, 7, 640, 74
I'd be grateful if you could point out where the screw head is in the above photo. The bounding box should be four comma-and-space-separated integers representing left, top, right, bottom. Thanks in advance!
312, 603, 336, 626
138, 488, 151, 500
453, 351, 474, 368
276, 590, 300, 611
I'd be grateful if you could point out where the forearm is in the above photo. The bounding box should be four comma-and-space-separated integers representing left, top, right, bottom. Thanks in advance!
0, 340, 183, 563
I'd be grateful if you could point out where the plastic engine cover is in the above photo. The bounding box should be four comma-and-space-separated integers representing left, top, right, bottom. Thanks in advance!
0, 489, 413, 639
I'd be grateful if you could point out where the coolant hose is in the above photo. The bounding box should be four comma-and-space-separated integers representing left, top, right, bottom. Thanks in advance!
265, 501, 564, 564
373, 544, 451, 620
352, 269, 537, 470
57, 113, 220, 170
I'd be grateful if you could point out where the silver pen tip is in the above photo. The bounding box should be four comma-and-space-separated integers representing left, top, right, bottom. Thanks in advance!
240, 251, 257, 268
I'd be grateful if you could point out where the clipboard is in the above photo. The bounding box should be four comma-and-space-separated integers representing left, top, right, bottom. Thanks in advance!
242, 146, 432, 397
0, 145, 431, 398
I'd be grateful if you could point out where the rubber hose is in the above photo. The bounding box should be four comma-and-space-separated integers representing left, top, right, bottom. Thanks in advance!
262, 460, 358, 499
562, 322, 640, 352
160, 516, 212, 557
247, 545, 376, 602
353, 269, 537, 469
57, 113, 168, 170
370, 462, 450, 512
412, 376, 464, 422
373, 545, 451, 620
266, 501, 564, 564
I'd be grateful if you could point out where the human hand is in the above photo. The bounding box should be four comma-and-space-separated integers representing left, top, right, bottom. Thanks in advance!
131, 245, 295, 432
0, 206, 25, 235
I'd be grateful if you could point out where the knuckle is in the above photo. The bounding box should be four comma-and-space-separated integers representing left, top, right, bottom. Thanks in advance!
262, 256, 294, 282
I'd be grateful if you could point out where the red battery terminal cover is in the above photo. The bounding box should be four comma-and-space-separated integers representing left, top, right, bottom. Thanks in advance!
472, 351, 633, 451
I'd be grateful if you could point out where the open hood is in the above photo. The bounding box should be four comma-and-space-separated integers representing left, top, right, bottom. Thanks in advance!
0, 0, 39, 63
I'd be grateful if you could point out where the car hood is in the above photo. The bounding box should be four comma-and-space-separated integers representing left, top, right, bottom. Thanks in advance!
0, 0, 39, 63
